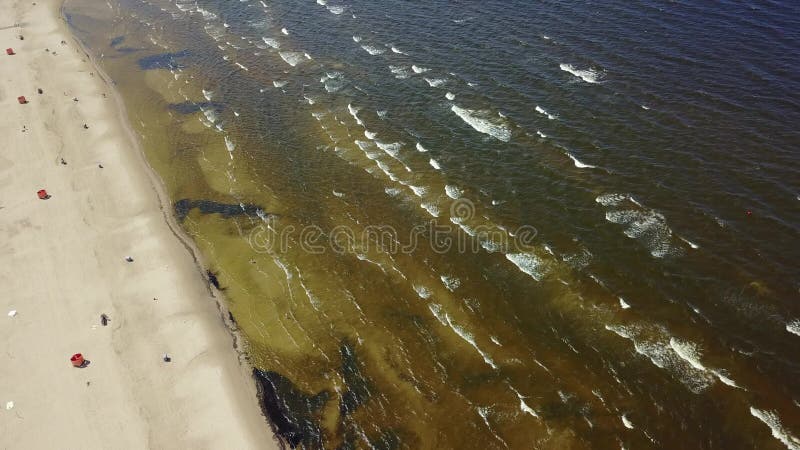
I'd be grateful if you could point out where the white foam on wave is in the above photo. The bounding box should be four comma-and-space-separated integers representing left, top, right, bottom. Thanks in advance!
606, 324, 717, 393
429, 159, 441, 170
316, 0, 327, 4
224, 135, 235, 152
445, 92, 455, 101
320, 71, 346, 93
535, 105, 557, 120
413, 284, 431, 299
202, 89, 213, 101
451, 105, 511, 142
409, 185, 428, 197
273, 80, 288, 88
377, 110, 388, 119
327, 4, 345, 14
364, 130, 377, 140
560, 63, 601, 83
390, 46, 406, 55
352, 35, 362, 43
786, 320, 800, 337
201, 107, 218, 124
536, 130, 547, 138
506, 253, 546, 281
412, 65, 430, 74
385, 187, 402, 197
620, 414, 634, 429
361, 44, 386, 55
196, 7, 217, 20
679, 236, 700, 249
619, 297, 631, 309
595, 193, 628, 206
261, 37, 280, 49
424, 77, 447, 87
415, 142, 429, 153
347, 103, 364, 126
235, 62, 248, 71
440, 275, 461, 291
375, 160, 398, 181
429, 303, 497, 369
750, 408, 800, 450
445, 185, 463, 199
606, 209, 678, 258
376, 141, 401, 157
281, 27, 289, 35
279, 51, 305, 66
421, 202, 440, 217
510, 386, 539, 418
389, 65, 410, 79
598, 193, 681, 258
567, 152, 596, 169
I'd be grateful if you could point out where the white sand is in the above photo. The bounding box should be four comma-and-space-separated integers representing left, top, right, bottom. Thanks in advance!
0, 1, 279, 448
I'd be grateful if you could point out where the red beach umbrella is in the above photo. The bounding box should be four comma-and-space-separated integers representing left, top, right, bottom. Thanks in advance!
70, 353, 85, 367
17, 96, 27, 104
6, 48, 14, 55
37, 189, 49, 199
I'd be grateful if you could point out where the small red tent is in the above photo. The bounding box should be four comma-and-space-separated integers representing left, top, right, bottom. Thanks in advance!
17, 96, 27, 104
6, 48, 14, 55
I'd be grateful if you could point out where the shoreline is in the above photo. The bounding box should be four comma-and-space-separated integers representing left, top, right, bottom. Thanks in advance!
58, 6, 291, 447
0, 0, 281, 447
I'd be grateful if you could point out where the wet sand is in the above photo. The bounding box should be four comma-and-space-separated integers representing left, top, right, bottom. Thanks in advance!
0, 0, 279, 448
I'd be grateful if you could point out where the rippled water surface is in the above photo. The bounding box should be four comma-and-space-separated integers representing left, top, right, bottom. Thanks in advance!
65, 0, 800, 447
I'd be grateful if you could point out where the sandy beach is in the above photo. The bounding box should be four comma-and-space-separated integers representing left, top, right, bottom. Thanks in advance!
0, 1, 279, 448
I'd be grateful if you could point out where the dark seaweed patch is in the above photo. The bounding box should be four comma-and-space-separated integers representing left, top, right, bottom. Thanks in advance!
207, 270, 222, 290
110, 35, 124, 47
253, 369, 329, 448
173, 199, 265, 221
168, 101, 225, 115
137, 49, 189, 70
116, 47, 143, 55
339, 341, 371, 415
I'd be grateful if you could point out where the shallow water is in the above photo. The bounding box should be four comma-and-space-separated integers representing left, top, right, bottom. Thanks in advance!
65, 0, 800, 448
